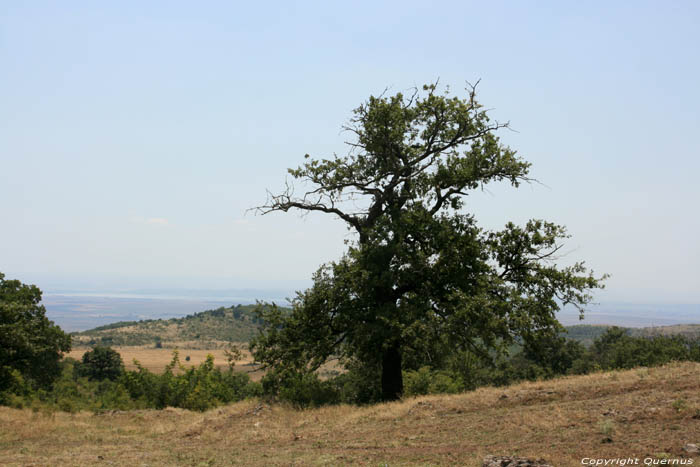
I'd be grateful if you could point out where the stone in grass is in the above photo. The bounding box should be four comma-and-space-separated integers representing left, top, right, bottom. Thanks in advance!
683, 444, 699, 454
483, 455, 553, 467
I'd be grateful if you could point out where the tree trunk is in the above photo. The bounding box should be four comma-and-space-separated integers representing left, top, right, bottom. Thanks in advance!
381, 343, 403, 401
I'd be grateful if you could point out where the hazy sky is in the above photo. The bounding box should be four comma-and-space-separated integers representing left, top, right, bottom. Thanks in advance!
2, 1, 699, 303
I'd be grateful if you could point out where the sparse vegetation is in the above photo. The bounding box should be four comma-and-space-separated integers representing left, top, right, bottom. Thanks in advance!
672, 398, 687, 412
599, 419, 615, 436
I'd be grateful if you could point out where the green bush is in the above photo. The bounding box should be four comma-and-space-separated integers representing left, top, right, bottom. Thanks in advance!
403, 367, 432, 396
78, 346, 124, 381
261, 368, 340, 408
403, 367, 463, 397
120, 351, 258, 411
332, 360, 382, 405
1, 350, 259, 413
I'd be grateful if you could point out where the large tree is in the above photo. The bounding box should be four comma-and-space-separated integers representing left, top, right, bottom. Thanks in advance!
251, 83, 606, 401
0, 272, 71, 391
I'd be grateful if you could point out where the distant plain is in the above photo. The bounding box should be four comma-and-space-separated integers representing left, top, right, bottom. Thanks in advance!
43, 292, 700, 332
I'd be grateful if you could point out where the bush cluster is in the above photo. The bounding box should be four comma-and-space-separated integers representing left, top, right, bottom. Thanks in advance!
1, 349, 261, 413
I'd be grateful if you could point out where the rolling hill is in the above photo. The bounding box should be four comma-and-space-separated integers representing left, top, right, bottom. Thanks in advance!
70, 304, 281, 348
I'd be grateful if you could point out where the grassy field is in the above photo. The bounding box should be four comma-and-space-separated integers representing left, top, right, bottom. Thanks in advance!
65, 342, 265, 384
66, 344, 261, 378
2, 362, 698, 466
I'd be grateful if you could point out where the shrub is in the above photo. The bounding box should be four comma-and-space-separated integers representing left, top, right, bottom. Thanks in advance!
403, 367, 463, 397
262, 369, 339, 408
331, 359, 382, 405
403, 367, 432, 396
78, 346, 124, 381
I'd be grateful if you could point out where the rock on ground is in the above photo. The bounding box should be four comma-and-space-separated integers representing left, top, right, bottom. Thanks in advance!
483, 455, 554, 467
683, 443, 699, 454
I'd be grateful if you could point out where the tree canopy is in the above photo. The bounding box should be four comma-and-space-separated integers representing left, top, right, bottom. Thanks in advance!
0, 272, 71, 391
78, 346, 124, 381
251, 83, 606, 401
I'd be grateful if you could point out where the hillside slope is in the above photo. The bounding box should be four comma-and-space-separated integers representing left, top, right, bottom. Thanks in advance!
2, 362, 698, 466
70, 304, 279, 348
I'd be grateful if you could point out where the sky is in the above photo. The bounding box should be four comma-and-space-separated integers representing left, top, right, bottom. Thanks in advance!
1, 1, 699, 304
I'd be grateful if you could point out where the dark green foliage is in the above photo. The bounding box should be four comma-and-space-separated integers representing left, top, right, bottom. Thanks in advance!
252, 83, 607, 401
118, 351, 261, 411
403, 367, 462, 397
335, 359, 382, 405
521, 332, 587, 376
260, 368, 339, 408
2, 351, 260, 412
589, 327, 698, 370
78, 346, 124, 381
0, 272, 71, 392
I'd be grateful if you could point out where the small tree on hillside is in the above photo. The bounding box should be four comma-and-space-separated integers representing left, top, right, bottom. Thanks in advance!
251, 83, 606, 401
79, 346, 124, 381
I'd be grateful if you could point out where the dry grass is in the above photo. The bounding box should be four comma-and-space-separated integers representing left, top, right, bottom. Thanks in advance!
66, 345, 257, 375
66, 345, 342, 382
2, 362, 699, 466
